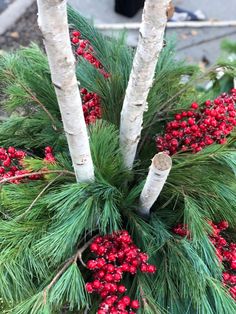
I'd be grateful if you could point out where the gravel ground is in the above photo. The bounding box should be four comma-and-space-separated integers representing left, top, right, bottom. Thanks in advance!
0, 3, 42, 51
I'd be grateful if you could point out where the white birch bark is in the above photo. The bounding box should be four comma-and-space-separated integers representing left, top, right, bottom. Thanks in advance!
119, 0, 170, 169
37, 0, 94, 182
139, 153, 172, 217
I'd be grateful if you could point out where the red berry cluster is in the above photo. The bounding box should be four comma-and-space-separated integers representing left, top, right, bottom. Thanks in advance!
70, 30, 104, 124
70, 30, 110, 78
0, 146, 57, 184
173, 221, 236, 300
85, 230, 156, 314
156, 90, 236, 155
80, 87, 102, 124
209, 221, 236, 300
172, 224, 190, 238
0, 146, 41, 183
44, 146, 56, 164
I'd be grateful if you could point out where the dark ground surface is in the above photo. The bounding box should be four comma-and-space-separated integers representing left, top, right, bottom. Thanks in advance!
0, 3, 42, 51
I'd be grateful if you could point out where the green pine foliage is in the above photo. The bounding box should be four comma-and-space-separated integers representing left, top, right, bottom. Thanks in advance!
0, 5, 236, 314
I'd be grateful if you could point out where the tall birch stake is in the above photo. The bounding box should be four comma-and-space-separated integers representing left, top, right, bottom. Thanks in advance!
120, 0, 170, 169
139, 153, 172, 217
37, 0, 94, 183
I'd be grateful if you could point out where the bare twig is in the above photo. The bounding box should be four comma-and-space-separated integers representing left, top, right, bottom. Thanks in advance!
140, 287, 148, 307
73, 237, 95, 267
43, 236, 96, 304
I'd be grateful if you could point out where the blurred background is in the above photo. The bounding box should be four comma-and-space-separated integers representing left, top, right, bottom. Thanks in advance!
0, 0, 235, 66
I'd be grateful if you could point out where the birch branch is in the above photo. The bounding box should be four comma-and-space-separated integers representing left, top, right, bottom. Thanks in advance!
119, 0, 170, 169
139, 153, 172, 217
36, 0, 94, 182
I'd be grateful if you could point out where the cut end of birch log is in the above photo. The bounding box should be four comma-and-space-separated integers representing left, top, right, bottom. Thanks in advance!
138, 152, 172, 218
152, 152, 172, 171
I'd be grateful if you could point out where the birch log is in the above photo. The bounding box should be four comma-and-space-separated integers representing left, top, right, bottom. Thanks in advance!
37, 0, 94, 182
119, 0, 170, 169
139, 153, 172, 217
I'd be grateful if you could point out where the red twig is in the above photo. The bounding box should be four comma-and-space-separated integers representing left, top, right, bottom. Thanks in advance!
0, 169, 75, 185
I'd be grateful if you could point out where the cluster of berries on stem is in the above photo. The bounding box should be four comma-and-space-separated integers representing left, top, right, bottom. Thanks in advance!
70, 30, 110, 78
70, 30, 110, 124
209, 221, 236, 300
85, 230, 156, 314
156, 90, 236, 155
44, 146, 56, 164
0, 146, 40, 183
0, 146, 56, 184
80, 87, 102, 124
173, 220, 236, 300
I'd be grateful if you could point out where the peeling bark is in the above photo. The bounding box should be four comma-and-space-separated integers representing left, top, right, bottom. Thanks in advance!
139, 153, 172, 217
37, 0, 94, 182
120, 0, 170, 169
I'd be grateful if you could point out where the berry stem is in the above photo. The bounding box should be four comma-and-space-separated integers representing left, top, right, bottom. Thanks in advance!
0, 169, 75, 185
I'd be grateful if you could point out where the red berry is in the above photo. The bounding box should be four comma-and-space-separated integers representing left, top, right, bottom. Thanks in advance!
117, 286, 126, 294
93, 280, 102, 289
121, 296, 130, 306
130, 300, 140, 309
191, 102, 199, 109
71, 37, 79, 44
72, 30, 81, 37
86, 283, 93, 293
87, 260, 97, 270
7, 147, 15, 154
146, 264, 157, 273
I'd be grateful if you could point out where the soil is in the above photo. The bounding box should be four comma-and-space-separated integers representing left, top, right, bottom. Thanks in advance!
0, 3, 43, 51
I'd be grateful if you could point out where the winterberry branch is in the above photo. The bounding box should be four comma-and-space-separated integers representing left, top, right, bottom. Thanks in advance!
138, 65, 220, 153
0, 169, 74, 185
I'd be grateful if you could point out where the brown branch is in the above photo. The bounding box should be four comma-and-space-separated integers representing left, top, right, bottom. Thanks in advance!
43, 236, 96, 304
140, 287, 148, 308
5, 70, 58, 131
73, 237, 95, 266
0, 169, 75, 185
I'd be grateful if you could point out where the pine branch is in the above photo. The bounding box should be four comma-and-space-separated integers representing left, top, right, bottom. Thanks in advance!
43, 237, 95, 303
15, 174, 63, 221
37, 0, 94, 183
4, 69, 58, 130
119, 0, 170, 169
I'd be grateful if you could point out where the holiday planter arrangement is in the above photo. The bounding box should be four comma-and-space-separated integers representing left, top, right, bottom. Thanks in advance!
0, 0, 236, 313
